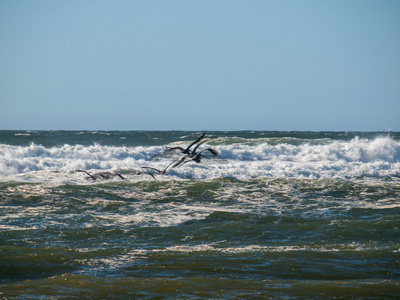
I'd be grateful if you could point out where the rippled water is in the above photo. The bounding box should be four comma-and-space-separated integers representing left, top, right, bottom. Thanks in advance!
1, 131, 399, 298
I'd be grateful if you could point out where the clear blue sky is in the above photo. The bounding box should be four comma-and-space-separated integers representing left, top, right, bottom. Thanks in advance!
1, 0, 399, 131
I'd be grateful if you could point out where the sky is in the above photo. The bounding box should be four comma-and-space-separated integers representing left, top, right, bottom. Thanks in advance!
1, 0, 399, 131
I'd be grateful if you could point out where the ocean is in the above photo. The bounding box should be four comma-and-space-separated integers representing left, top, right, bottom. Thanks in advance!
1, 130, 399, 299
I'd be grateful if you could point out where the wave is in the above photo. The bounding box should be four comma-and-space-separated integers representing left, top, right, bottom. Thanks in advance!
0, 137, 399, 180
0, 143, 163, 176
218, 136, 400, 162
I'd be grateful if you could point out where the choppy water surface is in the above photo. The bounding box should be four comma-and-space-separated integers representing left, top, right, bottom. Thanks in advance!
1, 131, 399, 298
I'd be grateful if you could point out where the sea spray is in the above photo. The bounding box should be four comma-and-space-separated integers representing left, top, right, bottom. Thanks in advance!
1, 131, 399, 298
1, 133, 399, 180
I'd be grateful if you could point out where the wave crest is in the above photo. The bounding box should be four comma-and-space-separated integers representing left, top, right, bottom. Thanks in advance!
218, 136, 400, 163
1, 137, 399, 180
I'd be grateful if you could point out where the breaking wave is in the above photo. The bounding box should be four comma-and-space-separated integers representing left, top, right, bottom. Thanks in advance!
0, 136, 399, 181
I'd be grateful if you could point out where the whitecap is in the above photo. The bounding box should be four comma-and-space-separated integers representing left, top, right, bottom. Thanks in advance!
0, 136, 399, 181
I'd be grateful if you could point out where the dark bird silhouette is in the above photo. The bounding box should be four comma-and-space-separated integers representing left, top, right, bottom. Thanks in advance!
76, 169, 98, 180
172, 142, 218, 168
167, 132, 205, 155
141, 158, 179, 175
76, 170, 125, 180
129, 170, 156, 180
172, 149, 216, 168
188, 139, 218, 158
190, 148, 218, 162
97, 172, 125, 180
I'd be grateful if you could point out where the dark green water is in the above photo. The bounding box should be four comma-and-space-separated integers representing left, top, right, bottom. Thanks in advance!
1, 131, 399, 298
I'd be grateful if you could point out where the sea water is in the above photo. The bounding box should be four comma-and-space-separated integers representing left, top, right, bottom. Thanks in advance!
0, 130, 399, 298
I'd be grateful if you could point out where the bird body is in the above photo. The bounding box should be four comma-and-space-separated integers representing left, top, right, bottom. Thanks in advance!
173, 147, 218, 168
167, 132, 205, 155
141, 158, 179, 175
76, 170, 125, 180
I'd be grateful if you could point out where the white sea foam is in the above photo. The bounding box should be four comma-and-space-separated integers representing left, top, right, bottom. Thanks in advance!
121, 243, 392, 257
0, 137, 399, 181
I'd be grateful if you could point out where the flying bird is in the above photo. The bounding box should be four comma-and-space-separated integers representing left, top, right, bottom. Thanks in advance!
76, 170, 125, 180
97, 172, 125, 180
167, 132, 205, 155
141, 158, 179, 175
172, 142, 218, 168
76, 169, 98, 180
129, 170, 156, 180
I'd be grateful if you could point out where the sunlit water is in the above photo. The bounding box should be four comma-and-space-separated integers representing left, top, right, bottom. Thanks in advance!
1, 131, 399, 298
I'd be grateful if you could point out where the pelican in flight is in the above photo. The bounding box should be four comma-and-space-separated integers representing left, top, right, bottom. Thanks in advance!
129, 170, 156, 180
141, 158, 179, 176
76, 170, 125, 180
98, 172, 125, 180
167, 132, 205, 155
172, 141, 218, 168
76, 169, 98, 180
